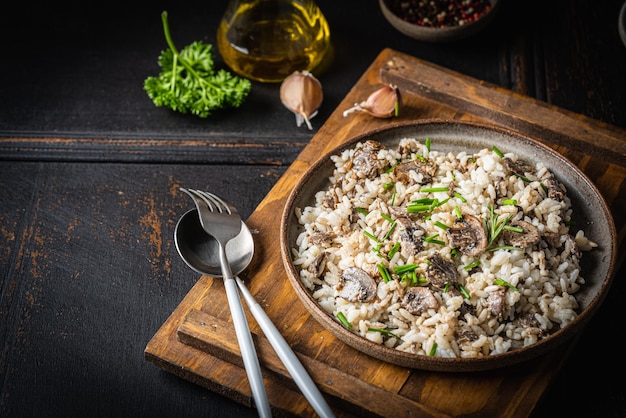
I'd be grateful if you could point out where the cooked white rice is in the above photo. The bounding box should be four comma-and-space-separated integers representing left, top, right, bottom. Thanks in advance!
291, 138, 597, 358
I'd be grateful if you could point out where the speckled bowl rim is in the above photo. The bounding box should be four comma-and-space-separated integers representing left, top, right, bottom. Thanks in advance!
280, 119, 617, 372
379, 0, 501, 43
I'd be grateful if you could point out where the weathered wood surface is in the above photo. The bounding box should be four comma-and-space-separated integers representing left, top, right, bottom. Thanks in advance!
145, 49, 626, 417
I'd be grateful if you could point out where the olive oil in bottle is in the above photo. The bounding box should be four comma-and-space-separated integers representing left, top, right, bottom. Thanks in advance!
217, 0, 330, 83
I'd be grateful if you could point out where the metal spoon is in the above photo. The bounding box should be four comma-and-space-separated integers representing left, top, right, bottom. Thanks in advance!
174, 209, 335, 418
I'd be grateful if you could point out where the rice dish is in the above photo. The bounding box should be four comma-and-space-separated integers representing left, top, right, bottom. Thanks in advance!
291, 137, 597, 358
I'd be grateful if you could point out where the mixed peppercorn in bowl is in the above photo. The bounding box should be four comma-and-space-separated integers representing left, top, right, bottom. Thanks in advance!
379, 0, 501, 42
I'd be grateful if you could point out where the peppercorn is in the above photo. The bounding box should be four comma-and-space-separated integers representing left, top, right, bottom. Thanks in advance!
384, 0, 492, 28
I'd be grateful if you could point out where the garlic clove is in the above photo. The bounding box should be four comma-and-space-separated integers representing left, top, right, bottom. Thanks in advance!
343, 84, 402, 118
280, 70, 323, 130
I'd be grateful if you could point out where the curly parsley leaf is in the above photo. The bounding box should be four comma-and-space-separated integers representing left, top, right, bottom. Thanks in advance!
144, 11, 251, 118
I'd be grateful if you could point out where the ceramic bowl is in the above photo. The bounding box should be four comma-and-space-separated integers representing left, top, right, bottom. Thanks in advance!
379, 0, 501, 43
280, 119, 617, 372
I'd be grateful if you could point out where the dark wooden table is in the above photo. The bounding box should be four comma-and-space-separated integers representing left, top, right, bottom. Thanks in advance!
1, 1, 625, 417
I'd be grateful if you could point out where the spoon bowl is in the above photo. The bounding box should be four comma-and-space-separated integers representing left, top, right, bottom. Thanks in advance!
174, 207, 335, 417
174, 208, 254, 277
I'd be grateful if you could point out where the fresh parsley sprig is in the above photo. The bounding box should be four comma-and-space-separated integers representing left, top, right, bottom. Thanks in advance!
144, 11, 251, 117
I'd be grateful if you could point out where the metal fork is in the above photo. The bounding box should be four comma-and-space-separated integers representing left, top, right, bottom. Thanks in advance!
179, 188, 272, 418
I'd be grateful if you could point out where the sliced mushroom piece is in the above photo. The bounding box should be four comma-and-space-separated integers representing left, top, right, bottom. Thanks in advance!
540, 171, 565, 201
392, 217, 425, 257
308, 230, 332, 246
543, 232, 561, 248
487, 288, 506, 319
561, 234, 582, 259
502, 220, 540, 248
458, 300, 476, 318
352, 140, 386, 179
512, 312, 545, 338
514, 312, 540, 328
454, 324, 479, 344
337, 266, 377, 302
502, 157, 537, 177
306, 253, 327, 278
493, 176, 508, 198
393, 159, 439, 185
425, 252, 459, 289
543, 232, 581, 259
388, 205, 408, 218
322, 184, 339, 209
459, 156, 478, 173
401, 286, 439, 315
446, 214, 488, 257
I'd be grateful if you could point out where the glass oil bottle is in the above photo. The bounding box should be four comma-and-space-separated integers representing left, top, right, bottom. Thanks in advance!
216, 0, 330, 83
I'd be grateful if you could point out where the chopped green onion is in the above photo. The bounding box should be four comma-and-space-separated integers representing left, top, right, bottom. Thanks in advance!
385, 164, 398, 174
381, 213, 394, 223
464, 260, 481, 271
383, 182, 395, 190
393, 263, 418, 274
363, 230, 379, 242
383, 221, 397, 240
488, 245, 523, 251
458, 284, 471, 299
492, 145, 504, 158
423, 234, 443, 244
425, 137, 431, 151
413, 197, 435, 204
388, 242, 401, 259
450, 248, 458, 257
515, 173, 532, 183
407, 204, 432, 213
494, 278, 518, 291
415, 154, 427, 162
428, 239, 445, 245
337, 312, 352, 328
434, 221, 449, 230
503, 225, 524, 233
390, 190, 397, 206
453, 192, 466, 202
501, 199, 517, 206
420, 186, 450, 193
454, 206, 463, 219
443, 282, 449, 292
377, 263, 392, 282
356, 207, 368, 215
368, 327, 399, 338
429, 342, 438, 356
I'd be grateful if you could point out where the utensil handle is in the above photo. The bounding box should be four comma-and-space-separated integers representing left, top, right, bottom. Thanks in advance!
220, 251, 272, 418
236, 277, 336, 418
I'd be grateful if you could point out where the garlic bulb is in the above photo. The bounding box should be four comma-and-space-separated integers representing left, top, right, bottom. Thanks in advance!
280, 70, 323, 130
343, 84, 402, 118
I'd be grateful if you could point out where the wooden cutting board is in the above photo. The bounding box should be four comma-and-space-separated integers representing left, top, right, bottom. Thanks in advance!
145, 48, 626, 417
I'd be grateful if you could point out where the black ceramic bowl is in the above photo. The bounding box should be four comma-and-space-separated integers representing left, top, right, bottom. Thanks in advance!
280, 119, 617, 372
